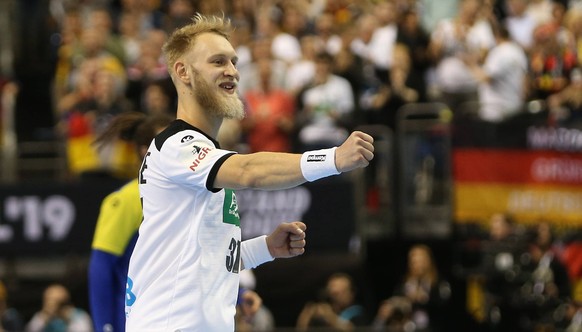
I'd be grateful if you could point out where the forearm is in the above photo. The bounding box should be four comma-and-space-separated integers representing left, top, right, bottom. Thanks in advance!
215, 131, 371, 190
215, 152, 305, 190
240, 236, 273, 270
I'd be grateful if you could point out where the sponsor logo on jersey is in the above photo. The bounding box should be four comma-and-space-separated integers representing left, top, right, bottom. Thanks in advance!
306, 154, 326, 162
181, 135, 194, 143
223, 189, 240, 226
189, 147, 212, 171
191, 145, 202, 155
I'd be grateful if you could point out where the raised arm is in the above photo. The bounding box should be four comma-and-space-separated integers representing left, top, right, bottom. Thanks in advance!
213, 131, 374, 190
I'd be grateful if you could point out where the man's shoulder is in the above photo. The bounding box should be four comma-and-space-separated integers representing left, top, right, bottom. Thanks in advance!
154, 120, 218, 152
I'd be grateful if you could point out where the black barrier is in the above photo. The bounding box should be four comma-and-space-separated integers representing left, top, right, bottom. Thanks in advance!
353, 124, 395, 244
397, 103, 453, 239
238, 177, 357, 252
0, 180, 124, 256
0, 177, 357, 256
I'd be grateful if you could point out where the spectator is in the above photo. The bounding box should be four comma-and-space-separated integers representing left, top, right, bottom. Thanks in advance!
543, 0, 576, 49
526, 0, 555, 26
87, 6, 126, 65
56, 58, 137, 180
528, 22, 578, 100
367, 0, 399, 85
237, 36, 287, 97
160, 0, 196, 35
349, 13, 379, 64
235, 289, 274, 332
228, 0, 256, 32
195, 0, 227, 16
25, 283, 93, 332
464, 24, 528, 123
547, 67, 582, 128
230, 19, 253, 72
390, 43, 423, 105
504, 0, 537, 51
125, 28, 171, 109
563, 8, 582, 65
372, 244, 451, 332
313, 11, 343, 56
68, 21, 126, 95
535, 221, 562, 257
53, 5, 86, 100
117, 11, 143, 66
141, 81, 176, 116
296, 51, 355, 151
241, 57, 295, 153
372, 296, 414, 332
117, 0, 163, 36
286, 35, 318, 97
514, 223, 572, 330
360, 44, 421, 129
279, 2, 310, 45
478, 212, 528, 331
0, 280, 23, 332
334, 26, 369, 127
396, 7, 431, 102
564, 300, 582, 331
428, 0, 495, 112
235, 270, 276, 332
53, 6, 126, 106
296, 273, 370, 331
255, 4, 302, 66
418, 0, 460, 32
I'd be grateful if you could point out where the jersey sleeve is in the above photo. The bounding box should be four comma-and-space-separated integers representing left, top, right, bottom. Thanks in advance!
157, 131, 236, 192
88, 249, 121, 332
91, 180, 142, 256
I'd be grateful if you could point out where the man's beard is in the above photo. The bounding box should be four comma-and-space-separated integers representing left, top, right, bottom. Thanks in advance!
194, 72, 245, 120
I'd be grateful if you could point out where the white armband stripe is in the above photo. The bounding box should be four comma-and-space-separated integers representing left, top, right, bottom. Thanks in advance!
300, 147, 340, 182
241, 235, 274, 270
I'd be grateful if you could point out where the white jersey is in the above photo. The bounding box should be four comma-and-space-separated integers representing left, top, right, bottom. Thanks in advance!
126, 120, 241, 332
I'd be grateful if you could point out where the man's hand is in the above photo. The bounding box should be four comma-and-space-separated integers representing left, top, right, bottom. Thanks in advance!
266, 221, 307, 258
335, 131, 374, 173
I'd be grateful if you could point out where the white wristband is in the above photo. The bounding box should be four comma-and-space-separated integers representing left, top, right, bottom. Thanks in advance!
300, 147, 340, 182
241, 235, 274, 270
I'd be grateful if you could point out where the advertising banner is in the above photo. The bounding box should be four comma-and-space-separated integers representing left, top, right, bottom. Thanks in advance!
0, 179, 356, 255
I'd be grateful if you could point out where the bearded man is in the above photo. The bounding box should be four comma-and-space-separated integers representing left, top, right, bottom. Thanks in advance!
125, 13, 375, 332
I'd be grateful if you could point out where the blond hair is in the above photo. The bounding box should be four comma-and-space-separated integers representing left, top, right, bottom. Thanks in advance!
162, 13, 232, 74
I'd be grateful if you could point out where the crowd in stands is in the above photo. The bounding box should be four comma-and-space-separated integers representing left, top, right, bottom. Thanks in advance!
23, 0, 579, 182
457, 213, 582, 331
5, 217, 582, 331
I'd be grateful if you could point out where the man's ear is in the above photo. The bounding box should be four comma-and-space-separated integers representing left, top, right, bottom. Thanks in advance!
174, 62, 190, 84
